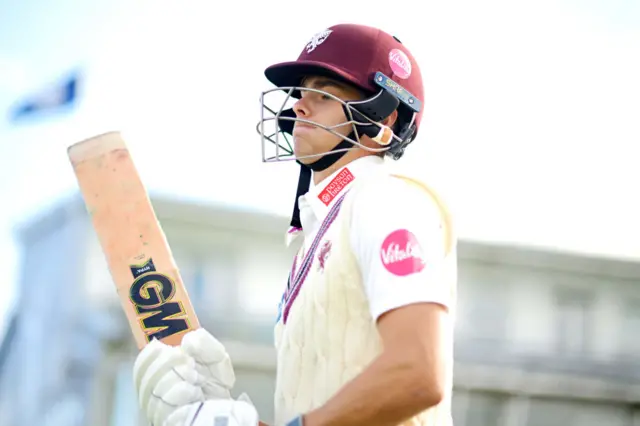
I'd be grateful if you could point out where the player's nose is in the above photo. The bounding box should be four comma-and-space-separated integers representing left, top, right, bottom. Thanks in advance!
293, 97, 310, 118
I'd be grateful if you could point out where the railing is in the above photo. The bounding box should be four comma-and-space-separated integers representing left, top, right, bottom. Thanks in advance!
455, 338, 640, 384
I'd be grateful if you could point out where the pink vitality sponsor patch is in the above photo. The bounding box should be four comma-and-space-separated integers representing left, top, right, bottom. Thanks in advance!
380, 229, 426, 276
388, 48, 412, 79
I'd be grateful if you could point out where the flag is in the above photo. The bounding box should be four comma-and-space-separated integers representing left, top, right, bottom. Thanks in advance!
8, 70, 81, 122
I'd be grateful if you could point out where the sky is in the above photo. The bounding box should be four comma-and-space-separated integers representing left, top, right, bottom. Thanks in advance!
0, 0, 639, 335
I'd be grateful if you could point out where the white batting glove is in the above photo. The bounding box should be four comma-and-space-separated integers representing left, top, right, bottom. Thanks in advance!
166, 399, 259, 426
132, 328, 238, 426
180, 328, 236, 400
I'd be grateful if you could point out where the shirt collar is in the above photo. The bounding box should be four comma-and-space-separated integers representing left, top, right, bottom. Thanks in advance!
285, 155, 387, 245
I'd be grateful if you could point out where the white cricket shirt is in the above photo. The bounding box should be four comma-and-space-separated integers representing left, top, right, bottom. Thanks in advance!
286, 155, 454, 321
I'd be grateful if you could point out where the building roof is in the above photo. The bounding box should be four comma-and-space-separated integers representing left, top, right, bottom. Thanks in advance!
14, 190, 291, 246
13, 191, 640, 281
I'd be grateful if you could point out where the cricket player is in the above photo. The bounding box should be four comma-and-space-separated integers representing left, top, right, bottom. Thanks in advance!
132, 23, 457, 426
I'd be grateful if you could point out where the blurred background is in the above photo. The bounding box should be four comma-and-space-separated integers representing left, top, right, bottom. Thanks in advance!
0, 0, 639, 425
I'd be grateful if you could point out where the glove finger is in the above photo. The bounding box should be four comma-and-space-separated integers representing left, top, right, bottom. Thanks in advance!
149, 381, 204, 426
133, 338, 166, 393
150, 360, 201, 403
172, 361, 200, 384
202, 381, 232, 400
181, 328, 236, 389
197, 358, 235, 391
165, 403, 200, 426
138, 345, 191, 410
181, 328, 227, 363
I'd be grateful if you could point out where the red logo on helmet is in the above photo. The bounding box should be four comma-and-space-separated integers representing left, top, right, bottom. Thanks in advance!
380, 229, 425, 276
389, 49, 412, 79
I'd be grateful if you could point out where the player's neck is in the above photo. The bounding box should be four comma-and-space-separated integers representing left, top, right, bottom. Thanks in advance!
312, 153, 355, 184
313, 162, 342, 185
312, 151, 374, 185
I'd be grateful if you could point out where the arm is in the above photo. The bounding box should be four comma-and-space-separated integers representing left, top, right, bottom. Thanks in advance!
302, 178, 456, 426
303, 304, 450, 426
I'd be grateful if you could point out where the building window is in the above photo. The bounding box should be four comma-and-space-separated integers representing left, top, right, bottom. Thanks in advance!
464, 391, 509, 426
200, 248, 238, 321
526, 397, 630, 426
456, 266, 508, 348
554, 287, 593, 356
191, 260, 205, 302
172, 251, 207, 313
620, 298, 640, 357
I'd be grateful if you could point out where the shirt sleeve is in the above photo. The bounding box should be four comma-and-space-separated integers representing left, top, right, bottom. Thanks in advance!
349, 176, 453, 321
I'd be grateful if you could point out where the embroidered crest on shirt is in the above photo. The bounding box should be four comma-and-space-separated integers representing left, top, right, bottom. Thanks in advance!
318, 167, 355, 206
281, 192, 349, 324
305, 29, 333, 53
317, 240, 332, 272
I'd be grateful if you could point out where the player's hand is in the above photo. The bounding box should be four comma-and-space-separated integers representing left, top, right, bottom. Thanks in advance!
132, 328, 237, 426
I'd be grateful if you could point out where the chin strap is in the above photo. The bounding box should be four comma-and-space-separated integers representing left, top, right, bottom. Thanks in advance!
289, 165, 311, 229
289, 139, 353, 229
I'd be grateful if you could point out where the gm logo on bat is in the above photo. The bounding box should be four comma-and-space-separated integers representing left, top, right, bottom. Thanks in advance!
128, 258, 190, 342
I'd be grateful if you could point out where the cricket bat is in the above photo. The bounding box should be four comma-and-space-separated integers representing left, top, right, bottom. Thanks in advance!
67, 131, 200, 349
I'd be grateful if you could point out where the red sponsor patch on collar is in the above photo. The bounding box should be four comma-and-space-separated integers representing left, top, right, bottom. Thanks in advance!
318, 168, 355, 206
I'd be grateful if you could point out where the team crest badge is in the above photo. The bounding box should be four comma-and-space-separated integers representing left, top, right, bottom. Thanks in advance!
317, 240, 332, 271
306, 29, 333, 53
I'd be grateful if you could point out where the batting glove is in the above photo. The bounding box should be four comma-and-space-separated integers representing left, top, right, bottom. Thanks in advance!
133, 328, 237, 426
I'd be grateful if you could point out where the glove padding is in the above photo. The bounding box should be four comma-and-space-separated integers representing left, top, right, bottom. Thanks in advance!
167, 399, 259, 426
181, 328, 236, 399
133, 328, 238, 426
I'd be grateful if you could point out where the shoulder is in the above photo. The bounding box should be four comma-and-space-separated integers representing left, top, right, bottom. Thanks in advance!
347, 172, 456, 255
351, 172, 451, 225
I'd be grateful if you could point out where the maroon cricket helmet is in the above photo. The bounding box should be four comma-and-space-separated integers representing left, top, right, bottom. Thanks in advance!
264, 23, 425, 147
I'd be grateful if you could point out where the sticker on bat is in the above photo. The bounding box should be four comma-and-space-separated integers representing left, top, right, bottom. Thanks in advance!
128, 258, 190, 342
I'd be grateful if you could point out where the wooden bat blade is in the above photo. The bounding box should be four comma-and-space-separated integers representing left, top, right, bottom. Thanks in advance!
68, 131, 200, 349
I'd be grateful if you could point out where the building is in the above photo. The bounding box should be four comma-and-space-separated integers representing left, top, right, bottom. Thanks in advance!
0, 193, 639, 426
451, 242, 640, 426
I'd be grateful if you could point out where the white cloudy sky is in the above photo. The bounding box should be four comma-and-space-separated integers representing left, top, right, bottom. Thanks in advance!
0, 0, 638, 334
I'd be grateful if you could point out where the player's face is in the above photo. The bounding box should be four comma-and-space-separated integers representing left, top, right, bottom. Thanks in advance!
291, 76, 364, 164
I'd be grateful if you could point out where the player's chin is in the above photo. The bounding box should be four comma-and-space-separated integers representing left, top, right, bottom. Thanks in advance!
294, 151, 317, 165
295, 155, 318, 166
293, 139, 316, 163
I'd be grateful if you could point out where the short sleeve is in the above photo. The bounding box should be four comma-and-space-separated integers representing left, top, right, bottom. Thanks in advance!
349, 176, 453, 321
